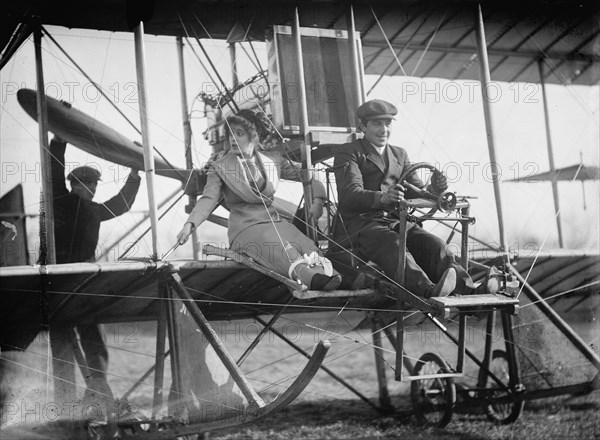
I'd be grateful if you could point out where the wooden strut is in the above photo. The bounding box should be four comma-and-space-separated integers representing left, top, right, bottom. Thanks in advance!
371, 317, 392, 409
124, 266, 331, 438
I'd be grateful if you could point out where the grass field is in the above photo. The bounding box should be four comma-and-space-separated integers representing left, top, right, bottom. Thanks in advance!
2, 310, 599, 439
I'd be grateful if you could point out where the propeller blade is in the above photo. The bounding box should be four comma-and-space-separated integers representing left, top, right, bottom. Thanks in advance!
17, 88, 192, 183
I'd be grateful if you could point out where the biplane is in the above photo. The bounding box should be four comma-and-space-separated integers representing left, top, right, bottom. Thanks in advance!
1, 1, 599, 439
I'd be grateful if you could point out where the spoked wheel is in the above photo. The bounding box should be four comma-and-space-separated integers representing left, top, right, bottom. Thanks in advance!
411, 352, 456, 427
481, 349, 524, 424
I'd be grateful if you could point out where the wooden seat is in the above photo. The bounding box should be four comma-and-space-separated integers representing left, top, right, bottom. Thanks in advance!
202, 244, 307, 292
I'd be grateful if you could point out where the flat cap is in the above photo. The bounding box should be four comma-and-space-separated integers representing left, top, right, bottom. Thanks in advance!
356, 99, 397, 121
67, 166, 102, 184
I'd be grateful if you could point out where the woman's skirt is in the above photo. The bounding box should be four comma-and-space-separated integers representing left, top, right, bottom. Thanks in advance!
230, 220, 321, 278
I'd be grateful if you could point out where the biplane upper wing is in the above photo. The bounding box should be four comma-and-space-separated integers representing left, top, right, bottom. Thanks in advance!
2, 1, 598, 85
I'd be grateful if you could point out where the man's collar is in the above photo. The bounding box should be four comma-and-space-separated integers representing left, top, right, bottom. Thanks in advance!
365, 140, 387, 155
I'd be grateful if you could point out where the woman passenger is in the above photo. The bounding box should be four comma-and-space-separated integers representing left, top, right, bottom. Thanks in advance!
176, 109, 342, 290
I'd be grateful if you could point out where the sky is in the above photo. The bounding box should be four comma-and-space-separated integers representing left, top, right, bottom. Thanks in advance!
1, 25, 598, 263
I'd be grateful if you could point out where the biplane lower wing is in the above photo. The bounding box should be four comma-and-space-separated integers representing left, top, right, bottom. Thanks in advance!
0, 259, 395, 347
472, 250, 600, 314
1, 249, 597, 344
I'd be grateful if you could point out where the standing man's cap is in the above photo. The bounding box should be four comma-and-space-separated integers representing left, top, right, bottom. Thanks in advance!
67, 166, 102, 184
356, 99, 398, 121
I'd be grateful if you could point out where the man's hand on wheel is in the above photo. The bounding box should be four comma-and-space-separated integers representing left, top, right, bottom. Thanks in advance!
431, 170, 448, 194
381, 183, 406, 205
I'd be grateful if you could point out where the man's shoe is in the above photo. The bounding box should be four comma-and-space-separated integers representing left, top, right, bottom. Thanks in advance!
473, 266, 501, 295
349, 272, 367, 290
310, 273, 342, 291
430, 268, 457, 298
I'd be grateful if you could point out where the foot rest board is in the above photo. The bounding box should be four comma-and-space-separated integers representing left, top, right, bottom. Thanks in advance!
402, 372, 463, 382
292, 288, 377, 300
203, 244, 307, 292
428, 294, 519, 318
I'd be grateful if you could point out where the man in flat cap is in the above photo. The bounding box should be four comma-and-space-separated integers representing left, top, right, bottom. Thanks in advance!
332, 99, 482, 298
49, 134, 141, 420
51, 135, 141, 264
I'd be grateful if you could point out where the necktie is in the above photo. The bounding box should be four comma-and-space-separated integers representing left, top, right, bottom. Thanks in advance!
240, 156, 264, 192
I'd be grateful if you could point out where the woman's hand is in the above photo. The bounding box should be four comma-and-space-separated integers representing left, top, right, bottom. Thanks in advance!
309, 198, 325, 220
176, 222, 194, 245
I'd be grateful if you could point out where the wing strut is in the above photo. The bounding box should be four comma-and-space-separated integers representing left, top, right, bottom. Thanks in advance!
538, 59, 564, 247
292, 7, 318, 242
34, 28, 56, 264
474, 4, 507, 252
134, 21, 160, 259
176, 36, 200, 259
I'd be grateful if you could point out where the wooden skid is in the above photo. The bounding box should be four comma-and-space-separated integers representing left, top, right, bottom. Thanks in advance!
116, 341, 331, 439
113, 267, 333, 438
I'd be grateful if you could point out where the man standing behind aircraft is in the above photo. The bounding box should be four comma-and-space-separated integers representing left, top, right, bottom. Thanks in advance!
50, 134, 141, 416
333, 99, 493, 298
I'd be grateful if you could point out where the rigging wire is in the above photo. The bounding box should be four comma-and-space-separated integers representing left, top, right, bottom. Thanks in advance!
520, 281, 599, 308
514, 167, 597, 298
0, 349, 242, 412
410, 13, 444, 77
177, 6, 491, 308
0, 102, 154, 257
37, 30, 195, 257
181, 21, 402, 272
218, 112, 296, 263
4, 21, 597, 429
9, 17, 596, 412
369, 6, 407, 76
42, 26, 189, 184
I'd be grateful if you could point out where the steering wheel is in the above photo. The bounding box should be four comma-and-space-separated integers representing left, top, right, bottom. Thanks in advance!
397, 162, 455, 220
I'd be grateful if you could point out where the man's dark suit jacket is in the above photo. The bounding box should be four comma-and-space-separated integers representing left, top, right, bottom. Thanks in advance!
332, 137, 425, 248
50, 139, 141, 263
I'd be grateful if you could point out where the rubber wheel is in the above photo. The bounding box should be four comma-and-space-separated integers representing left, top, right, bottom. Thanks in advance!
483, 349, 524, 424
411, 352, 456, 427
